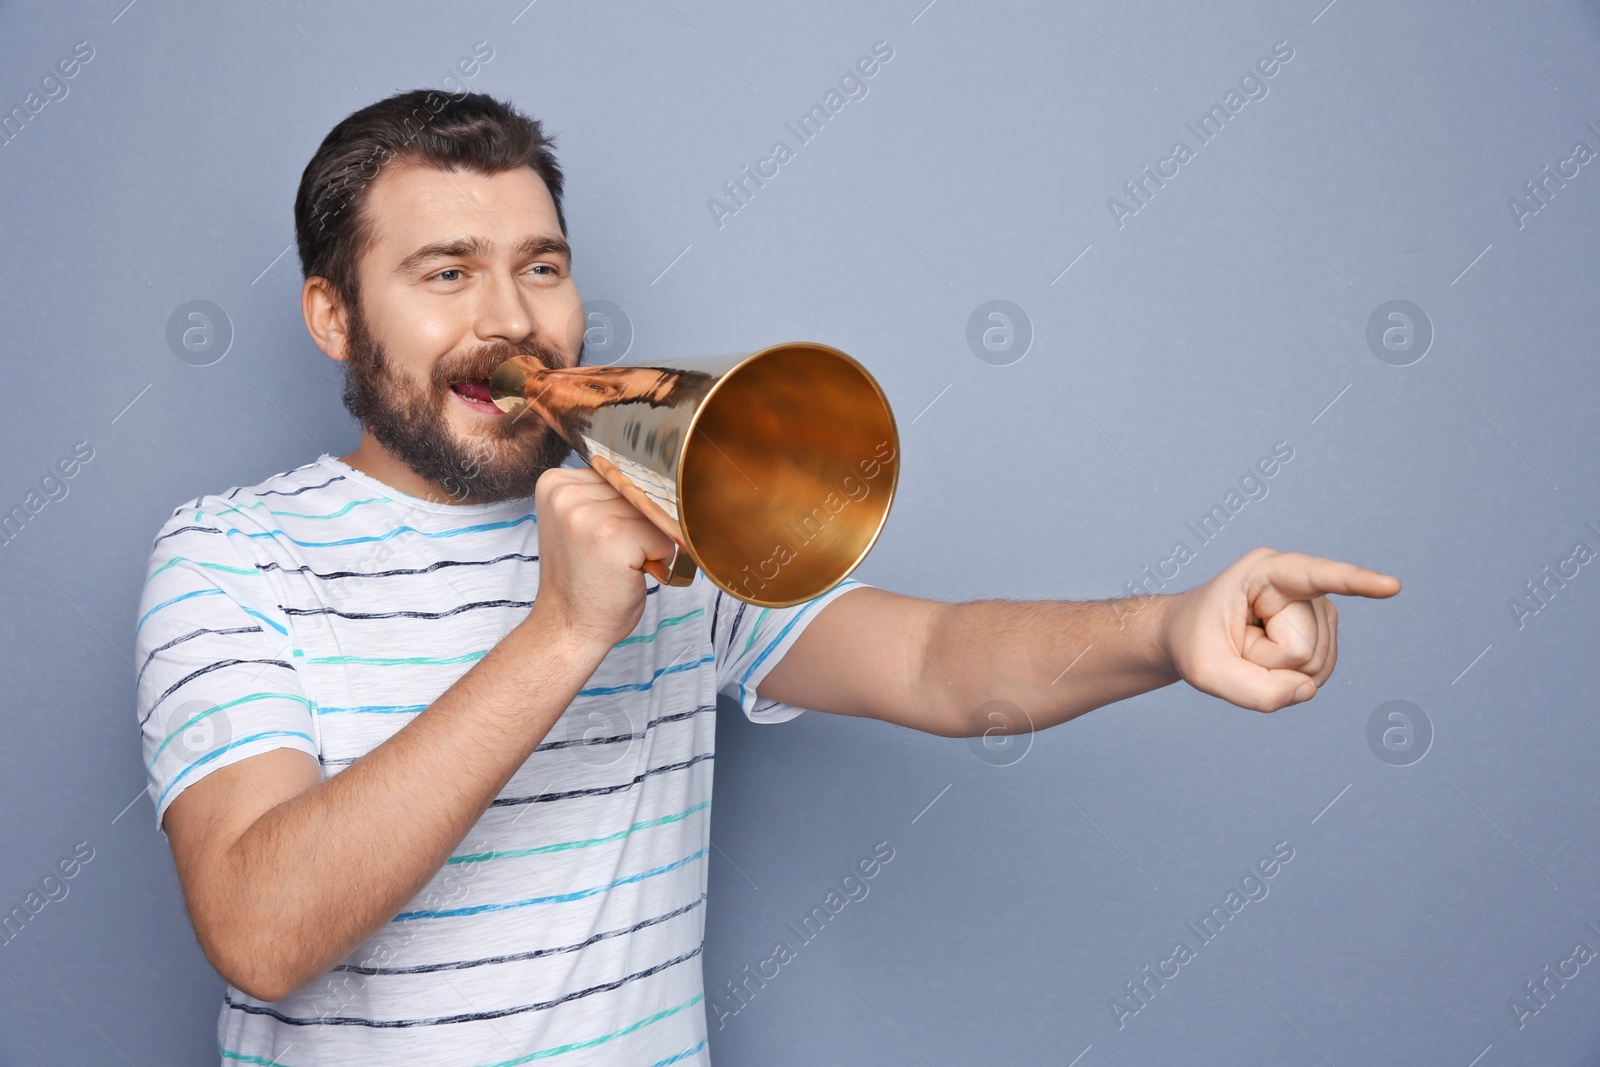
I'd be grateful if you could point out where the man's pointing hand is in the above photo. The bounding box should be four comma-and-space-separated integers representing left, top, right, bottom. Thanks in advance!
1161, 547, 1402, 714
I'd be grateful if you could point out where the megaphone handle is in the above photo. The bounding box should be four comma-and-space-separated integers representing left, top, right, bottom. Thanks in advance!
644, 541, 698, 587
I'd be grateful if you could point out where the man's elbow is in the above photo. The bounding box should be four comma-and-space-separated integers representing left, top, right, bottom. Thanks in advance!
921, 708, 976, 739
195, 917, 312, 1002
935, 697, 1036, 742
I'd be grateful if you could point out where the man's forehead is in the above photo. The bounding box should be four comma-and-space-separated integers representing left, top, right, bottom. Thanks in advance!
365, 163, 560, 249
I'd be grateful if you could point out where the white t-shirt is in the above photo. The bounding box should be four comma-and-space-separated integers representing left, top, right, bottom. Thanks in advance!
133, 454, 864, 1066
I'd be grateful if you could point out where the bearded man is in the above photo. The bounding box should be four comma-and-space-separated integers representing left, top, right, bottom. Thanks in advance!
133, 89, 1400, 1065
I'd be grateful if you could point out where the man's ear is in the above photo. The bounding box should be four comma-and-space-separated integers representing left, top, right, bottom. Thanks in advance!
302, 276, 352, 362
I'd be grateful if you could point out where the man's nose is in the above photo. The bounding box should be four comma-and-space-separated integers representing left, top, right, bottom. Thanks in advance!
475, 268, 535, 345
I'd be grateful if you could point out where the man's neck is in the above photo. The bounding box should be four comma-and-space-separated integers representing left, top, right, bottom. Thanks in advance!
340, 432, 483, 506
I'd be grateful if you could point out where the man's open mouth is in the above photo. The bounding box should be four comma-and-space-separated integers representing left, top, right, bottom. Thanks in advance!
449, 378, 502, 414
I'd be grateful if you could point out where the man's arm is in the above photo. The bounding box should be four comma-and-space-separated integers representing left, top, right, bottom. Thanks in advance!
756, 547, 1401, 733
162, 467, 678, 1002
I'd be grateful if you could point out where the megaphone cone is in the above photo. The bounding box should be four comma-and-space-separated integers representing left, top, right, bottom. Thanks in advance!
490, 342, 898, 608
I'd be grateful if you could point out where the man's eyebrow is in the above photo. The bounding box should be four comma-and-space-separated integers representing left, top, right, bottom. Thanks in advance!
394, 236, 491, 276
517, 234, 572, 262
393, 234, 571, 275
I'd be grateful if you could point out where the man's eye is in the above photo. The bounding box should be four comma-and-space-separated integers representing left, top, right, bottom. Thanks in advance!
432, 269, 463, 282
529, 264, 556, 276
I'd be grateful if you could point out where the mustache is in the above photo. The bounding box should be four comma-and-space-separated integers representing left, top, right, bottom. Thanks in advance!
432, 337, 569, 388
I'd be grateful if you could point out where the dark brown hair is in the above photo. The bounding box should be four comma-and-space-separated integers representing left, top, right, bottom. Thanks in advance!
293, 89, 566, 312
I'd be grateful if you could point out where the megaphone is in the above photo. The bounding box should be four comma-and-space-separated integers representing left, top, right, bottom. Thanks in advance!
489, 341, 899, 608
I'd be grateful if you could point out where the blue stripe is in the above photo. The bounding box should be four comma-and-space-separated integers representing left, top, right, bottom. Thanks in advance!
224, 512, 535, 549
240, 606, 288, 635
738, 579, 861, 687
314, 703, 428, 716
135, 588, 222, 634
650, 1037, 708, 1066
157, 730, 318, 809
394, 848, 705, 920
578, 655, 711, 697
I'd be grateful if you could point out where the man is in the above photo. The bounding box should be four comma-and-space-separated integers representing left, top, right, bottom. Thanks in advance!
134, 89, 1399, 1065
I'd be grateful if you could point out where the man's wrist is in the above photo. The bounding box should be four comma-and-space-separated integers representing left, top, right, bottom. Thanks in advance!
1146, 590, 1185, 683
515, 599, 613, 671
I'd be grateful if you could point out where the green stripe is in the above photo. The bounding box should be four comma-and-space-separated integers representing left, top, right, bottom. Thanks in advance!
476, 993, 704, 1067
219, 993, 705, 1067
201, 497, 389, 522
144, 556, 260, 586
220, 1050, 295, 1066
744, 607, 771, 651
613, 608, 705, 648
303, 650, 488, 666
148, 692, 313, 769
449, 801, 711, 865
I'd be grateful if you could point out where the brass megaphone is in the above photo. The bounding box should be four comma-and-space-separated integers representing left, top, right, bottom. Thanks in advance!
489, 341, 899, 609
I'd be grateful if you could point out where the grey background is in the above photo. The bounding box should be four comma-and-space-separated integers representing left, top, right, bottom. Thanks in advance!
1, 0, 1597, 1063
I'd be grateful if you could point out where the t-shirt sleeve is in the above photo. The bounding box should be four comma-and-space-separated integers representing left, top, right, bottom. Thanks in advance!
134, 502, 320, 835
711, 576, 869, 724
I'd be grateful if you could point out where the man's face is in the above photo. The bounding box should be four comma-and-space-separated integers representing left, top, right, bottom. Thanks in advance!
338, 162, 586, 503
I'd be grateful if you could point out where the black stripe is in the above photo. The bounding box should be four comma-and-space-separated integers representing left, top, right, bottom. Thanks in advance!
333, 894, 706, 976
226, 943, 703, 1028
318, 705, 713, 767
535, 704, 713, 754
710, 590, 723, 649
259, 552, 539, 581
136, 626, 264, 687
152, 524, 222, 547
727, 600, 749, 649
251, 474, 346, 498
490, 752, 714, 808
282, 599, 533, 621
139, 658, 296, 727
324, 716, 713, 767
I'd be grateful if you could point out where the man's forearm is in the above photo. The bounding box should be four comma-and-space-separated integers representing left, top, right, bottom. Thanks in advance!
209, 608, 608, 1000
921, 592, 1183, 734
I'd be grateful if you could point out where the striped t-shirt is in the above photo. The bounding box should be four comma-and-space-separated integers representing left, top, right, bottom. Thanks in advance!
133, 453, 865, 1066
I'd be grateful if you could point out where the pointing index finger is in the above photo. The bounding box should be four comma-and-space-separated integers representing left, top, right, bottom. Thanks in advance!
1256, 552, 1402, 602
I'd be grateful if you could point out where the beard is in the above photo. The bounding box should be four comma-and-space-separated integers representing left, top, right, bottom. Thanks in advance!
338, 299, 577, 504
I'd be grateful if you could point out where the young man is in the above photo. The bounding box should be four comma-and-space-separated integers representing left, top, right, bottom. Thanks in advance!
134, 90, 1400, 1065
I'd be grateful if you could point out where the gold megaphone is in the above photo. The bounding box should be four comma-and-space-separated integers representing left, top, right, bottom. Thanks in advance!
489, 341, 899, 609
